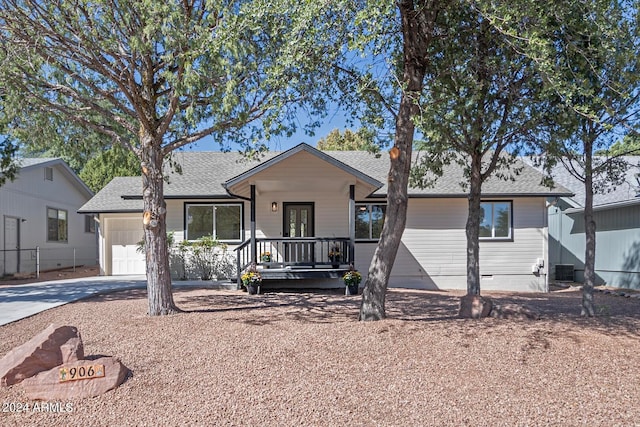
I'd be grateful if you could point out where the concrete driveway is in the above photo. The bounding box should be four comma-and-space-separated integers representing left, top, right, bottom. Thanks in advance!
0, 275, 228, 326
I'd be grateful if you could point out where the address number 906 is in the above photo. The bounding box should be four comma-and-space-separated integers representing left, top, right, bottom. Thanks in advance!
59, 364, 105, 382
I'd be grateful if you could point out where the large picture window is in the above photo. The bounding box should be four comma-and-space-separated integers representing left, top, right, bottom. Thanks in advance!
47, 207, 68, 242
355, 204, 386, 240
480, 201, 512, 240
186, 203, 242, 241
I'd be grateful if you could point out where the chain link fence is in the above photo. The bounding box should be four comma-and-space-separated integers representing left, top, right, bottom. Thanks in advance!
1, 246, 97, 278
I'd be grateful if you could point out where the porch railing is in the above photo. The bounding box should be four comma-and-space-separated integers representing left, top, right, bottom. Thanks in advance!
234, 237, 353, 277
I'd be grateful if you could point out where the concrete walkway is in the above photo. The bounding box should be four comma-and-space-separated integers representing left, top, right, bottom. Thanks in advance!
0, 275, 230, 326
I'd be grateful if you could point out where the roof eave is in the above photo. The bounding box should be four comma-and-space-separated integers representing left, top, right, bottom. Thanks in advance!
223, 143, 383, 191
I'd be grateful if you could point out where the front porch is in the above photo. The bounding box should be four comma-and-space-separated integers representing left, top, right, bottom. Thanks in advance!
222, 144, 384, 289
234, 237, 353, 286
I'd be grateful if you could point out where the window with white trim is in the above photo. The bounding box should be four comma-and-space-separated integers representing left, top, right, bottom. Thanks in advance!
185, 203, 242, 241
479, 201, 512, 239
47, 207, 68, 242
355, 203, 386, 240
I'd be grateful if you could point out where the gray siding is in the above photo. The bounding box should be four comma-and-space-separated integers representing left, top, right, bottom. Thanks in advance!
549, 204, 640, 289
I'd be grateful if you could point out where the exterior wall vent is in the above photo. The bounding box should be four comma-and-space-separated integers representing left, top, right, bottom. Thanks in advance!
555, 264, 575, 282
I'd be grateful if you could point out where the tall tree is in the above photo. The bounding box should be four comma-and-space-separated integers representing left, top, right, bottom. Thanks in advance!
599, 134, 640, 156
480, 0, 640, 316
0, 136, 19, 187
352, 1, 441, 321
317, 128, 378, 152
79, 144, 140, 193
0, 0, 344, 315
410, 1, 549, 314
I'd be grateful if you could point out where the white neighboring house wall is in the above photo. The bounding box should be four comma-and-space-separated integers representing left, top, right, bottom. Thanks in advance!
0, 159, 97, 275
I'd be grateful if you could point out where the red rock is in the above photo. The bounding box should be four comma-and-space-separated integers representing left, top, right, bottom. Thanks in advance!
458, 294, 493, 319
21, 356, 128, 400
0, 324, 84, 386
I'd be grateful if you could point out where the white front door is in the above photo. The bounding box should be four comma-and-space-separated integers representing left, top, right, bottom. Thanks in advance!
4, 216, 19, 275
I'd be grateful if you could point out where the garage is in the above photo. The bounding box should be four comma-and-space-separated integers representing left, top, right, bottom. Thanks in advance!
107, 217, 146, 275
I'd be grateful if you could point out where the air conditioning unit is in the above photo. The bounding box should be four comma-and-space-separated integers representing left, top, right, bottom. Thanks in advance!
555, 264, 575, 282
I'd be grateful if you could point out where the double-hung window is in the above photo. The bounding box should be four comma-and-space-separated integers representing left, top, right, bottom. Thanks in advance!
355, 203, 386, 240
479, 201, 512, 240
47, 207, 68, 242
185, 203, 242, 241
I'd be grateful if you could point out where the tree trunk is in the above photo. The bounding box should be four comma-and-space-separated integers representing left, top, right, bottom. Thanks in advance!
466, 153, 483, 296
141, 134, 179, 316
358, 113, 414, 321
582, 149, 596, 317
359, 1, 431, 321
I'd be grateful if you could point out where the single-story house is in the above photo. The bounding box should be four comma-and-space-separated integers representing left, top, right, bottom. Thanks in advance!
78, 143, 572, 292
0, 158, 97, 276
545, 157, 640, 289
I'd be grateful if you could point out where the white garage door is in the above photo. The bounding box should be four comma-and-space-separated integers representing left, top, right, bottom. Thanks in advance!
109, 218, 146, 275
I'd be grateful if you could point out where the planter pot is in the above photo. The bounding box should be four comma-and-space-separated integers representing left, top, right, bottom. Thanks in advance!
247, 283, 258, 295
346, 284, 358, 295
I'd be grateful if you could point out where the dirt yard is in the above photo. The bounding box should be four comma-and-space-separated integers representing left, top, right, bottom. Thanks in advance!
1, 285, 639, 426
0, 266, 100, 287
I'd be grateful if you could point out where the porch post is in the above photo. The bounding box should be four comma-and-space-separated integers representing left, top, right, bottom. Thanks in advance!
349, 184, 355, 266
250, 184, 257, 263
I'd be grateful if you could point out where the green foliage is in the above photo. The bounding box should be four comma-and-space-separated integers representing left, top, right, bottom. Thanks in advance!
188, 235, 226, 281
316, 128, 379, 153
597, 135, 640, 156
0, 0, 351, 157
411, 2, 545, 190
0, 137, 19, 187
137, 233, 235, 281
79, 145, 140, 192
477, 0, 640, 163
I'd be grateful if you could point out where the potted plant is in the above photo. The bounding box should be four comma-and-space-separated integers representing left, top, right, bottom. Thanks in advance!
328, 245, 341, 268
343, 267, 361, 295
241, 264, 262, 295
261, 251, 271, 267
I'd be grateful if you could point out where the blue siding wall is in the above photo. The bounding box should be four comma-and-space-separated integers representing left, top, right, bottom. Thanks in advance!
549, 204, 640, 289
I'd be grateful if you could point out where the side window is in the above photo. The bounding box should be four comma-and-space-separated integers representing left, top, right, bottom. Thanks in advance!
47, 207, 68, 242
355, 204, 386, 240
44, 167, 53, 181
479, 201, 512, 240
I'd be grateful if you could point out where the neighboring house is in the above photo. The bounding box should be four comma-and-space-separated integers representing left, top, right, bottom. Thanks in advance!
545, 157, 640, 289
78, 143, 571, 292
0, 158, 97, 276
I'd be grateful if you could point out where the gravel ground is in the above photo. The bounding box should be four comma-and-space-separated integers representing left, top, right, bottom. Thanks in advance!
1, 286, 639, 427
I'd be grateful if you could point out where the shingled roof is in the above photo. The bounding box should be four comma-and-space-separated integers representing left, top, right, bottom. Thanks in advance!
79, 143, 572, 213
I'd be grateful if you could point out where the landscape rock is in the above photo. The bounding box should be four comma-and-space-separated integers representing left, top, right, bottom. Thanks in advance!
21, 356, 128, 400
458, 294, 493, 319
0, 324, 84, 386
490, 303, 540, 320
